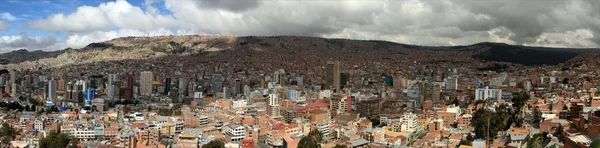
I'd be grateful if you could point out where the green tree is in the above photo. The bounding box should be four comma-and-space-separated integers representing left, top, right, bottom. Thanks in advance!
471, 108, 508, 141
333, 144, 347, 148
528, 134, 542, 148
0, 122, 18, 146
201, 140, 224, 148
39, 130, 78, 148
299, 129, 323, 148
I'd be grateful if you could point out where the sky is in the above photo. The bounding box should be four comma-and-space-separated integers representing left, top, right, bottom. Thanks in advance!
0, 0, 599, 53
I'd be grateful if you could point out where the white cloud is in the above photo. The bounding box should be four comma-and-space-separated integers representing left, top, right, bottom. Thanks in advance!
28, 0, 176, 33
1, 12, 17, 21
0, 20, 7, 31
13, 0, 600, 52
0, 33, 58, 52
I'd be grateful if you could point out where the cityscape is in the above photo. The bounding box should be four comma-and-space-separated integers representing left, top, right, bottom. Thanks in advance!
0, 0, 600, 148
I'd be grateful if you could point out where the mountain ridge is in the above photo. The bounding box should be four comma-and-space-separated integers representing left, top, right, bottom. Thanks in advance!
1, 35, 599, 68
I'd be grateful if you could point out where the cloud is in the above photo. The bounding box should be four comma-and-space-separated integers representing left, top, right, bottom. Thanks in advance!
0, 20, 7, 31
1, 12, 17, 21
0, 33, 58, 52
189, 0, 261, 12
19, 0, 600, 50
27, 0, 176, 33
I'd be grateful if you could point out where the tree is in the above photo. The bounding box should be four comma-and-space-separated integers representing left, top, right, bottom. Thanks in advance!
370, 118, 380, 126
471, 107, 508, 141
528, 134, 543, 148
458, 139, 472, 146
512, 91, 530, 115
39, 130, 78, 148
0, 122, 17, 146
333, 144, 347, 148
202, 140, 224, 148
299, 129, 323, 148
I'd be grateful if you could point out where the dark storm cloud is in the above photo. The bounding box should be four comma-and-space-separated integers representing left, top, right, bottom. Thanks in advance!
453, 0, 600, 45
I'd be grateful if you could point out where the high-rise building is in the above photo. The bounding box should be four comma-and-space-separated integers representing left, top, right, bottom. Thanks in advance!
179, 78, 188, 97
47, 79, 57, 100
296, 76, 303, 86
420, 82, 440, 102
340, 71, 350, 90
108, 74, 118, 86
85, 89, 96, 105
120, 74, 134, 100
9, 69, 17, 86
164, 77, 171, 95
212, 75, 223, 95
57, 79, 65, 92
444, 76, 458, 90
234, 79, 242, 96
278, 69, 285, 85
326, 61, 341, 92
140, 71, 153, 96
267, 94, 281, 118
273, 71, 280, 84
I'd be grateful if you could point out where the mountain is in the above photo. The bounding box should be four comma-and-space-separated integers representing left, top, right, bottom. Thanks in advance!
0, 49, 70, 65
0, 36, 599, 68
471, 42, 600, 65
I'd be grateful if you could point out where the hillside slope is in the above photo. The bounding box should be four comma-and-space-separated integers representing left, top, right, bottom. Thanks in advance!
0, 36, 598, 69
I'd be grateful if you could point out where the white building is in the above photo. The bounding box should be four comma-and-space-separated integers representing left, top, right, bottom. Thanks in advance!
475, 86, 502, 100
75, 129, 95, 141
227, 125, 246, 142
232, 100, 247, 109
401, 112, 419, 132
315, 123, 330, 138
319, 90, 332, 98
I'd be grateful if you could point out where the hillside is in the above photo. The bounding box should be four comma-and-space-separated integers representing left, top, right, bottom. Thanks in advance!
0, 36, 599, 69
0, 49, 70, 65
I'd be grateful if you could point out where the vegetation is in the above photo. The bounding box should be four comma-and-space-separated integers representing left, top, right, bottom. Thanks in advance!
471, 104, 511, 140
39, 130, 78, 148
528, 134, 543, 148
201, 140, 225, 148
459, 134, 473, 146
333, 144, 347, 148
298, 129, 323, 148
0, 122, 17, 146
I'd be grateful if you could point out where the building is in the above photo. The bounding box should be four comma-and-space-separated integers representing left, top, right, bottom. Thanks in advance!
179, 78, 188, 97
286, 89, 298, 101
420, 82, 440, 101
475, 86, 502, 100
326, 61, 342, 92
340, 71, 350, 90
401, 112, 419, 132
212, 75, 223, 95
120, 74, 134, 100
227, 124, 246, 142
267, 94, 281, 118
140, 71, 153, 96
331, 95, 352, 115
177, 128, 202, 148
445, 76, 458, 90
47, 79, 57, 100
